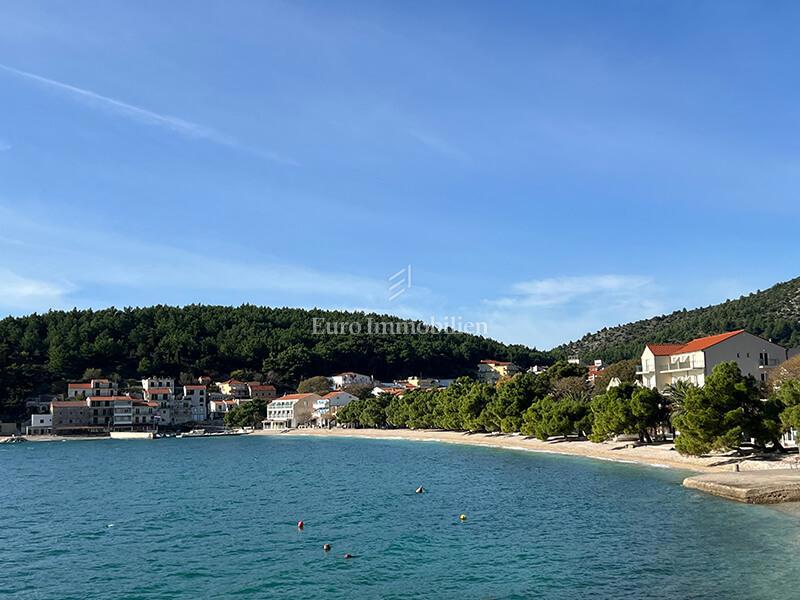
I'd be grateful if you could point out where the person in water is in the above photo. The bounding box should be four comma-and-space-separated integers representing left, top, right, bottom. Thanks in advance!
323, 544, 331, 552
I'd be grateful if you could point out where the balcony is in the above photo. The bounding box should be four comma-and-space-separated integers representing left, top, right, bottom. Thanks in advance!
636, 362, 654, 375
660, 359, 703, 373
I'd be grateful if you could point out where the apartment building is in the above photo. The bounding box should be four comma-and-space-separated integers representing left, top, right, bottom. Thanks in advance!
262, 393, 319, 429
477, 360, 520, 384
637, 330, 788, 391
67, 379, 118, 398
313, 391, 357, 427
183, 385, 208, 422
248, 383, 277, 402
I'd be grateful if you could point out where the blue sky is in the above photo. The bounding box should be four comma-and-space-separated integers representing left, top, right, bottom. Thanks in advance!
1, 0, 799, 349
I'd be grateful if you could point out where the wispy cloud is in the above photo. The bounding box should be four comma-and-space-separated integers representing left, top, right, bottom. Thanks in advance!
0, 268, 73, 311
489, 274, 653, 308
480, 274, 662, 349
0, 63, 297, 165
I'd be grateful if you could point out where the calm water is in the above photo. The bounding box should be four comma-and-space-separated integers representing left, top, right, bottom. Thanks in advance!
3, 436, 799, 599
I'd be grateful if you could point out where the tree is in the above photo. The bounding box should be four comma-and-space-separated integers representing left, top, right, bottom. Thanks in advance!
776, 380, 800, 433
674, 362, 780, 456
342, 383, 374, 400
521, 391, 592, 440
82, 368, 103, 380
224, 399, 269, 428
589, 384, 637, 442
298, 376, 332, 394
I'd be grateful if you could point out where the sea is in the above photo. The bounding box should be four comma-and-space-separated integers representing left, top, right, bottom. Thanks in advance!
2, 435, 799, 599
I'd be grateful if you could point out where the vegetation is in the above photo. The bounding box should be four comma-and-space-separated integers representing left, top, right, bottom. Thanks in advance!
673, 362, 781, 455
555, 276, 800, 363
297, 376, 332, 395
224, 398, 269, 428
0, 304, 550, 419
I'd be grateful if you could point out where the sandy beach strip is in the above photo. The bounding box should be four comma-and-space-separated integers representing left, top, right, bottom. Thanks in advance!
250, 428, 780, 473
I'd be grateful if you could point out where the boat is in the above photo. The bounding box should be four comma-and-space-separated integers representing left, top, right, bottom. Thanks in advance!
176, 428, 249, 438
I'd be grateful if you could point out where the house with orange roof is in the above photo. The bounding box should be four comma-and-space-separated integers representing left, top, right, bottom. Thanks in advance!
637, 330, 788, 391
262, 393, 320, 429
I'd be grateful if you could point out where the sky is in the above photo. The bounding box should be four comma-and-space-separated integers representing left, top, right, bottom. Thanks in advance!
1, 0, 799, 350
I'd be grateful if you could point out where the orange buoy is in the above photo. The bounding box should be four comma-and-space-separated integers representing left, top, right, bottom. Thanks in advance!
297, 520, 304, 529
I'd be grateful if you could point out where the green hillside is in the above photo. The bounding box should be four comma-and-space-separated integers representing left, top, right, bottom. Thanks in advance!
0, 304, 549, 418
554, 276, 800, 363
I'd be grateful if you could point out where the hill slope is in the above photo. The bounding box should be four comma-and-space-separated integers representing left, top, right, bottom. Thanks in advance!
554, 276, 800, 363
0, 305, 549, 417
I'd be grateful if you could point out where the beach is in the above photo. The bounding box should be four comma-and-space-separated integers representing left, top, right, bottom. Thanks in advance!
252, 428, 798, 473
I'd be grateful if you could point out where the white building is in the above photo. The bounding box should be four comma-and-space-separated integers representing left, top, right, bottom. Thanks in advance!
142, 377, 177, 425
329, 372, 373, 390
142, 376, 175, 392
26, 413, 52, 435
262, 393, 319, 429
637, 330, 788, 391
183, 385, 208, 422
313, 391, 357, 427
67, 379, 118, 398
208, 398, 244, 418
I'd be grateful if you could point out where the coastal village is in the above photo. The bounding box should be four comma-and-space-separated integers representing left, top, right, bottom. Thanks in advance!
6, 329, 798, 450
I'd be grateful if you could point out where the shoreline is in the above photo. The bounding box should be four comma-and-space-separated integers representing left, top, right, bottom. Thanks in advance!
251, 428, 793, 473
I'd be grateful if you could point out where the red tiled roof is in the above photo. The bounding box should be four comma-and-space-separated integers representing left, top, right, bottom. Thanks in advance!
68, 383, 92, 389
647, 330, 745, 356
184, 385, 206, 390
52, 401, 88, 408
276, 393, 316, 401
133, 400, 158, 407
249, 384, 276, 391
480, 359, 512, 366
145, 388, 172, 394
679, 330, 744, 352
646, 343, 686, 356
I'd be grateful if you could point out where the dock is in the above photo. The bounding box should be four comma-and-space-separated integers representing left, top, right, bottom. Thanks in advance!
683, 469, 800, 504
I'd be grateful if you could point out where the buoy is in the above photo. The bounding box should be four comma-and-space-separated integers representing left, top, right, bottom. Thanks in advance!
459, 514, 467, 521
344, 553, 353, 559
297, 520, 304, 530
415, 486, 425, 494
323, 544, 331, 552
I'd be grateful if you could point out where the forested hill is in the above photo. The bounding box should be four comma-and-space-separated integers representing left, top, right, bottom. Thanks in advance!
0, 305, 549, 415
554, 276, 800, 363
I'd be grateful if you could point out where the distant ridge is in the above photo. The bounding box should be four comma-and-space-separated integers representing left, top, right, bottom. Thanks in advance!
553, 276, 800, 363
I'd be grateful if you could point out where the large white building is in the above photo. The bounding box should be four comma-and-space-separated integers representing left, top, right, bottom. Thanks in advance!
329, 372, 373, 390
637, 330, 788, 391
262, 393, 319, 429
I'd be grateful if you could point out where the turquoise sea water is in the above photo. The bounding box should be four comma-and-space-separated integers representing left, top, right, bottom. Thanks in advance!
3, 436, 800, 599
